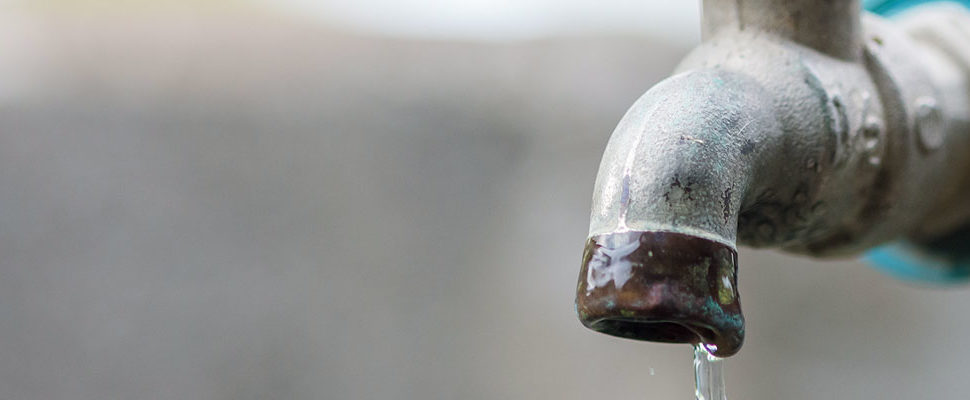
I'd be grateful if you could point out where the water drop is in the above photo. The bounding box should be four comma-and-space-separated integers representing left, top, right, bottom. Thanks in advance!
915, 96, 944, 151
862, 116, 882, 152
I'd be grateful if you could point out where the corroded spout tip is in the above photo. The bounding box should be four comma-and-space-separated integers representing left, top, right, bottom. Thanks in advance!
575, 231, 744, 357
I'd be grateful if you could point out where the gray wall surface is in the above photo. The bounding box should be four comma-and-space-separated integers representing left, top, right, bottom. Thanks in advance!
0, 11, 968, 399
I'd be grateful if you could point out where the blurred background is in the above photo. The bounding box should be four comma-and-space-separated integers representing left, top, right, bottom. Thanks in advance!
0, 0, 968, 399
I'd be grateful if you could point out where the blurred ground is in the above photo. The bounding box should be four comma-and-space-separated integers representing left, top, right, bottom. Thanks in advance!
0, 9, 968, 400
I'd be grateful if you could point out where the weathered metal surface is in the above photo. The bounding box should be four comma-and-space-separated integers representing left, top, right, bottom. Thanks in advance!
576, 231, 743, 357
577, 0, 970, 355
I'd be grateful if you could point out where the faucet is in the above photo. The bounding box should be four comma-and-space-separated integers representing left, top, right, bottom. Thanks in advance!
575, 0, 970, 357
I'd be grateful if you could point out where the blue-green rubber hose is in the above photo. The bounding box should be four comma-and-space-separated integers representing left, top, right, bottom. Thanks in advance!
863, 0, 970, 283
864, 0, 970, 16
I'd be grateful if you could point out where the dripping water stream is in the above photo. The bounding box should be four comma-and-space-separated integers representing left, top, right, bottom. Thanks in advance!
693, 345, 727, 400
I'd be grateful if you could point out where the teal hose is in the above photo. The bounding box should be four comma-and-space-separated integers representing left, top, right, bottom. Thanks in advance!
863, 0, 970, 284
864, 0, 970, 16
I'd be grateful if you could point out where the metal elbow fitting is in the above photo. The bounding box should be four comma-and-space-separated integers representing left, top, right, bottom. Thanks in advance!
575, 0, 970, 357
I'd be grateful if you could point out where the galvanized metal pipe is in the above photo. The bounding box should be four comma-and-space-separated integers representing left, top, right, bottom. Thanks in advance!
702, 0, 863, 60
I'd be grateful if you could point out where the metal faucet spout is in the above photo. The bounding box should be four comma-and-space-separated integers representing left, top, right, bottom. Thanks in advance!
576, 1, 970, 356
576, 69, 780, 357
